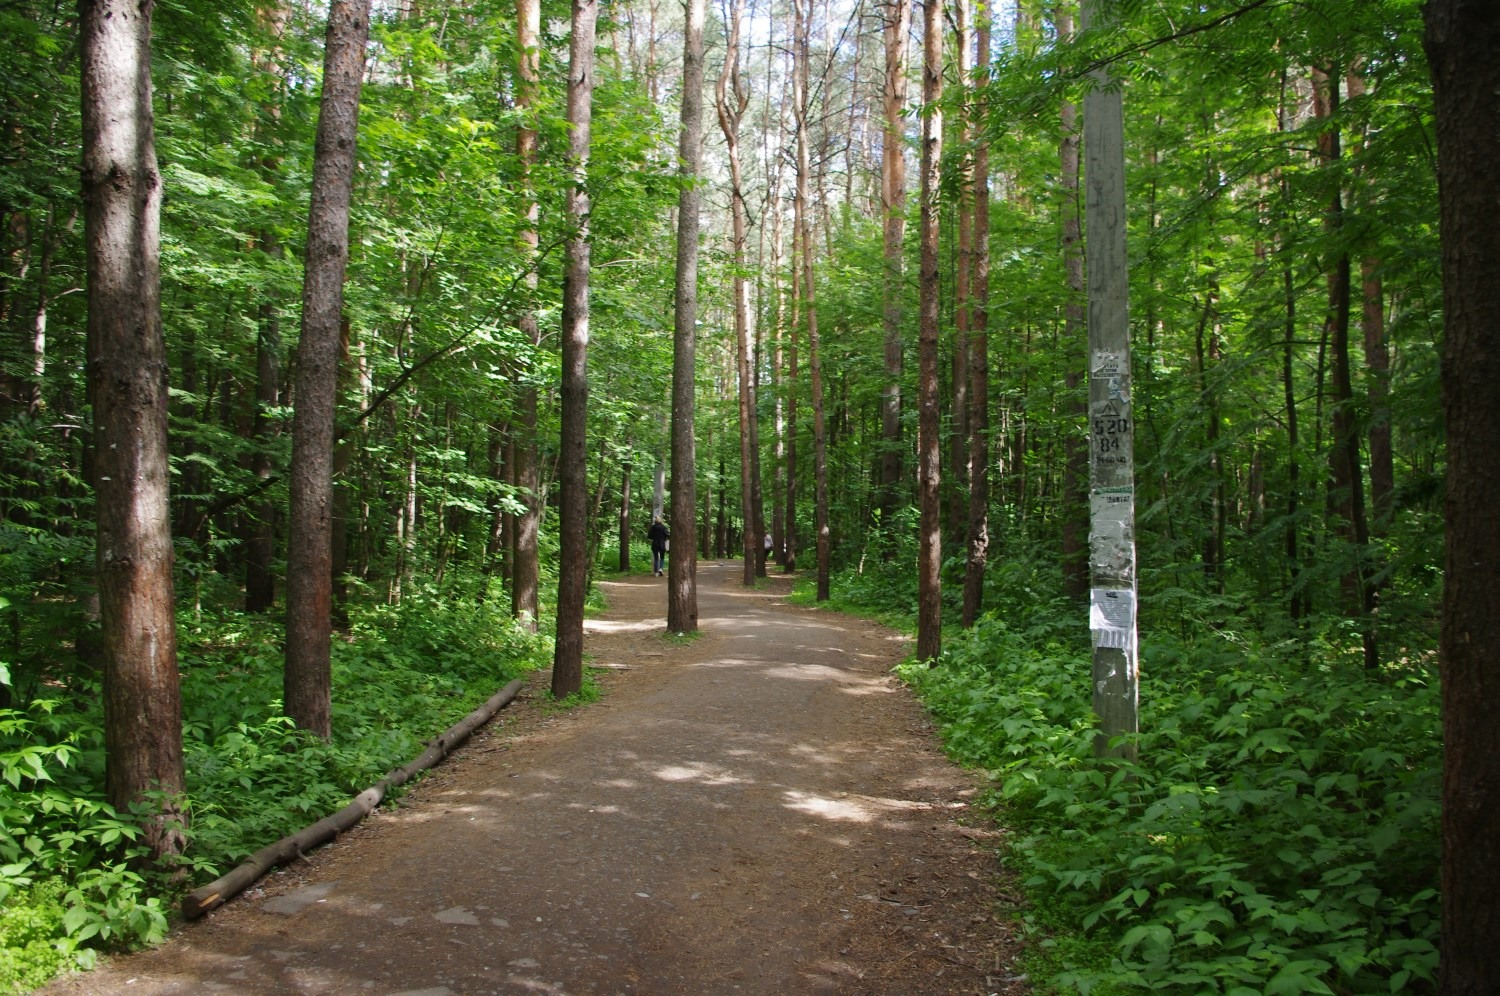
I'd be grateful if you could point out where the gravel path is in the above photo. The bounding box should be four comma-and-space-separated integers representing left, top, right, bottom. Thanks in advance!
44, 561, 1027, 995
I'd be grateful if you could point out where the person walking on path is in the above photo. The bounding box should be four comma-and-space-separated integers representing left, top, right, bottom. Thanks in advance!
647, 516, 670, 576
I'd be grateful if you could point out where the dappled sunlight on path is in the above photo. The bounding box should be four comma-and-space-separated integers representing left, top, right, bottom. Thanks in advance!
43, 560, 1023, 996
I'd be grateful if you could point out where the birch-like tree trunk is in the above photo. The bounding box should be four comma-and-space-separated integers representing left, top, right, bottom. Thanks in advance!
916, 0, 944, 665
552, 0, 598, 699
1082, 0, 1137, 759
667, 0, 705, 633
511, 0, 543, 632
80, 0, 185, 859
284, 0, 370, 740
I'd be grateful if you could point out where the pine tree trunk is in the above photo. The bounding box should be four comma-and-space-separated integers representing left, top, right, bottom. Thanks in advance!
948, 0, 972, 539
717, 0, 759, 587
1424, 3, 1500, 991
961, 5, 991, 628
792, 0, 830, 601
551, 0, 597, 699
1057, 6, 1088, 602
879, 0, 910, 529
284, 0, 370, 740
80, 0, 186, 859
915, 0, 944, 665
511, 0, 543, 632
667, 0, 704, 633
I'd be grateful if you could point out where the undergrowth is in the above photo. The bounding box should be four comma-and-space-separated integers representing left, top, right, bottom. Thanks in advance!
823, 556, 1440, 995
0, 583, 549, 992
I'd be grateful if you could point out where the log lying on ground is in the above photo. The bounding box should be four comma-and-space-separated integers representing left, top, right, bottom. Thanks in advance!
182, 676, 525, 919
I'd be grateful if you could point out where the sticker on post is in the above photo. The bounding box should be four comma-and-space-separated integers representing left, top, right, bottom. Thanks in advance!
1090, 588, 1135, 650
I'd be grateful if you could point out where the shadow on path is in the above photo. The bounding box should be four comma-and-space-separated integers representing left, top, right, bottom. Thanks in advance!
43, 562, 1024, 996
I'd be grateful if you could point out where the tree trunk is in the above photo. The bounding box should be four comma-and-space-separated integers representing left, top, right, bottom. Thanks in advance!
962, 5, 990, 628
915, 0, 943, 665
792, 0, 829, 601
1082, 0, 1138, 760
80, 0, 185, 859
511, 0, 543, 632
284, 0, 370, 740
551, 0, 597, 700
716, 0, 758, 587
948, 0, 972, 538
1424, 4, 1500, 991
668, 0, 704, 633
1057, 6, 1088, 602
618, 460, 633, 572
878, 0, 910, 530
1313, 65, 1377, 670
245, 294, 281, 614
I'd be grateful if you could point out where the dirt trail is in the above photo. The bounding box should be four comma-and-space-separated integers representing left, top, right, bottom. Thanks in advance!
45, 562, 1026, 995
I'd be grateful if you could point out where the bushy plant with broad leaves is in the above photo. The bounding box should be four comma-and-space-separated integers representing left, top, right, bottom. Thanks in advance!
890, 594, 1438, 994
3, 578, 551, 990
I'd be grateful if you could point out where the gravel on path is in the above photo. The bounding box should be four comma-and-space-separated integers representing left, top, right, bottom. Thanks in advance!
43, 561, 1027, 995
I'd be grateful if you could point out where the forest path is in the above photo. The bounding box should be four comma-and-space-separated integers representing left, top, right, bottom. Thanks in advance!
45, 561, 1025, 995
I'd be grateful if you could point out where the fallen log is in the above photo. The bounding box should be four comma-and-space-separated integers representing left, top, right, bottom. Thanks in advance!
182, 676, 525, 919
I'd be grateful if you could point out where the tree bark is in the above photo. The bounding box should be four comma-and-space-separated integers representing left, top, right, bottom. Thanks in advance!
916, 0, 944, 665
1312, 65, 1378, 670
284, 0, 370, 740
1423, 4, 1500, 991
511, 0, 543, 632
716, 0, 759, 588
618, 459, 633, 572
668, 0, 704, 633
792, 0, 830, 601
948, 0, 972, 538
80, 0, 185, 859
961, 5, 990, 628
1082, 0, 1138, 760
878, 0, 910, 532
552, 0, 597, 700
1057, 5, 1088, 602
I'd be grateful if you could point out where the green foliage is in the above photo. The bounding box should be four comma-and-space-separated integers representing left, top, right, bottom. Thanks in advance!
897, 599, 1439, 994
0, 702, 166, 988
1, 585, 550, 986
180, 591, 548, 868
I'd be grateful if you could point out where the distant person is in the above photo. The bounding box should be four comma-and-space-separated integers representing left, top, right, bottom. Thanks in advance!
761, 531, 772, 570
647, 516, 670, 577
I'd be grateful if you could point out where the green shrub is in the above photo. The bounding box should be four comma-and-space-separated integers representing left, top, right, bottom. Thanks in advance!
2, 578, 552, 989
899, 612, 1440, 994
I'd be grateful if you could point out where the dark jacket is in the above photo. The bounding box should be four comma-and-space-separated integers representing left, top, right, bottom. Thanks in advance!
647, 520, 670, 552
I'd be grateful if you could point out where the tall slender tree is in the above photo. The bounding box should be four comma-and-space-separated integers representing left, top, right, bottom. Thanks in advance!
1424, 2, 1500, 991
511, 0, 543, 632
80, 0, 185, 859
1057, 3, 1088, 601
916, 0, 944, 664
716, 0, 759, 587
792, 0, 830, 601
668, 0, 705, 633
552, 0, 598, 700
878, 0, 911, 527
962, 0, 991, 627
1082, 0, 1137, 759
284, 0, 371, 739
